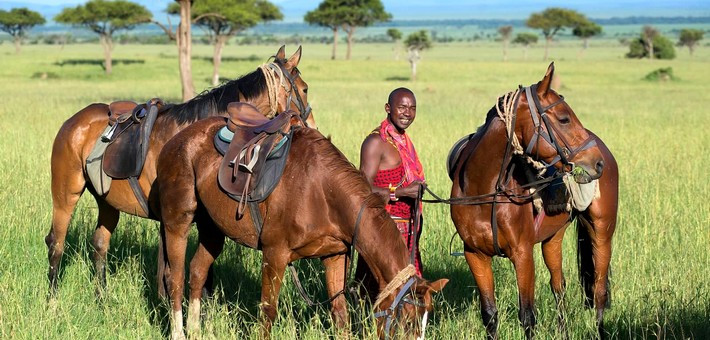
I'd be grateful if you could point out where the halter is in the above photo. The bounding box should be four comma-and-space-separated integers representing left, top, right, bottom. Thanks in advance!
373, 276, 429, 340
263, 61, 312, 124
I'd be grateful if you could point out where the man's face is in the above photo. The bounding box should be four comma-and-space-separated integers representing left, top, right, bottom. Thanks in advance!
385, 92, 417, 133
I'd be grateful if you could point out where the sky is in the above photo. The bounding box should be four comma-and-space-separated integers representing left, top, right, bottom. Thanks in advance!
2, 0, 709, 22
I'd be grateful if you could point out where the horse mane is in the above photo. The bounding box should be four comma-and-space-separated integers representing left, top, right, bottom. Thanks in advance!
165, 66, 268, 125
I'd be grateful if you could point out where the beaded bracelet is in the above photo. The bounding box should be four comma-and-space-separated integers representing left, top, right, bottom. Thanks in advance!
388, 183, 398, 201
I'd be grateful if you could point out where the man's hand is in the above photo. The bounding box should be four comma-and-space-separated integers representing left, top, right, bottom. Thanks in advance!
396, 181, 424, 199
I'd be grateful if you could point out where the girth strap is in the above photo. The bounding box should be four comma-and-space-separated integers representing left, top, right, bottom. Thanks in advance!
128, 176, 149, 216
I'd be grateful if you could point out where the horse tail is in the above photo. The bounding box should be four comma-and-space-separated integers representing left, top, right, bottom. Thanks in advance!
576, 214, 598, 309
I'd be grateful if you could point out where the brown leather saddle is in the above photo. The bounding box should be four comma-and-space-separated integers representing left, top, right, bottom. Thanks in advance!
216, 102, 303, 219
100, 98, 164, 215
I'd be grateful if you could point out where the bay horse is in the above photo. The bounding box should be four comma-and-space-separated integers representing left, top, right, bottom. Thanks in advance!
448, 63, 614, 339
45, 46, 315, 296
156, 117, 448, 339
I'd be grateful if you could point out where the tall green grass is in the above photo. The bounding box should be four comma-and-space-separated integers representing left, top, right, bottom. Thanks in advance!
0, 41, 708, 339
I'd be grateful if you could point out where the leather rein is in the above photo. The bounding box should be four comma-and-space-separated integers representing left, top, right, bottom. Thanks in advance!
423, 84, 597, 256
266, 61, 312, 125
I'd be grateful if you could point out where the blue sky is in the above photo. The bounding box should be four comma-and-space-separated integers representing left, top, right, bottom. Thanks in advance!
3, 0, 709, 22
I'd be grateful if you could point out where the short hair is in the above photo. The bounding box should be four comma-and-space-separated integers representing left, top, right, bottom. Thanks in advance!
387, 87, 415, 105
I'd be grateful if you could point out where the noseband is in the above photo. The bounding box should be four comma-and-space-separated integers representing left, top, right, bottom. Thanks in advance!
522, 84, 597, 170
265, 62, 312, 124
374, 276, 428, 339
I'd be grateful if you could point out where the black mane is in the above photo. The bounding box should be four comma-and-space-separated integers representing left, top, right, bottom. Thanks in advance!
165, 67, 268, 125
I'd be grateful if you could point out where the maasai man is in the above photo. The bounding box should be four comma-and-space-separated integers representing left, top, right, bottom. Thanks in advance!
355, 87, 425, 298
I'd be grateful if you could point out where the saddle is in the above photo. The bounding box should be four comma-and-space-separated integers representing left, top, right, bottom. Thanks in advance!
216, 102, 303, 218
102, 98, 164, 179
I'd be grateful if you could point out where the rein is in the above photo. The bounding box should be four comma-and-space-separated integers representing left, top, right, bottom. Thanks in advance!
262, 61, 312, 125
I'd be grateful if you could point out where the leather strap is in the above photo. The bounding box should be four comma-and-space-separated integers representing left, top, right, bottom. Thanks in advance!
128, 176, 149, 216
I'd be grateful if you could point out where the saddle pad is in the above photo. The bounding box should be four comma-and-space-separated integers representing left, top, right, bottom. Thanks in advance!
86, 126, 113, 195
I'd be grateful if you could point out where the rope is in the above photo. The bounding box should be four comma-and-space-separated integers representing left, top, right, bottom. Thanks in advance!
495, 89, 547, 175
259, 63, 284, 118
373, 264, 417, 309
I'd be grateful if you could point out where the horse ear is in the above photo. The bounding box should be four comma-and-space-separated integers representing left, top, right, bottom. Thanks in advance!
426, 278, 449, 293
286, 45, 302, 69
275, 45, 286, 60
537, 62, 555, 95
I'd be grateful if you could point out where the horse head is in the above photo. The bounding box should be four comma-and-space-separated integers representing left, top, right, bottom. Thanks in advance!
374, 275, 448, 339
516, 63, 604, 183
265, 45, 316, 128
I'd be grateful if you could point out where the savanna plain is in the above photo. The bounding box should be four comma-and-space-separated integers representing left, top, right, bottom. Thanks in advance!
0, 40, 708, 339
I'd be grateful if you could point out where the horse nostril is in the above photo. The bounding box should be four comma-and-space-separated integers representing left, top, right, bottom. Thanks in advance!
596, 160, 604, 174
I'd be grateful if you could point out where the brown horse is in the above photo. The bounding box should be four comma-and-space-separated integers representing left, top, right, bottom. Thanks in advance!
448, 63, 613, 339
156, 118, 448, 339
45, 46, 315, 296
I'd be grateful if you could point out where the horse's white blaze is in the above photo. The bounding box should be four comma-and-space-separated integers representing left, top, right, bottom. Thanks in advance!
417, 310, 429, 340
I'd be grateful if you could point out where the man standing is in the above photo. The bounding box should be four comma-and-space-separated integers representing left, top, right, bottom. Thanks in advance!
356, 87, 425, 293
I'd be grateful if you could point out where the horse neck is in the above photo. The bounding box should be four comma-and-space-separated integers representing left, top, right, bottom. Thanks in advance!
342, 200, 411, 288
466, 120, 510, 192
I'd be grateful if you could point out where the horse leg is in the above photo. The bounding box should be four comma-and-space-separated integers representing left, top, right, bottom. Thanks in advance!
46, 158, 86, 297
542, 227, 569, 339
322, 254, 350, 332
578, 212, 615, 339
259, 250, 288, 337
157, 222, 169, 300
91, 198, 120, 298
186, 220, 225, 336
464, 248, 498, 340
511, 246, 536, 339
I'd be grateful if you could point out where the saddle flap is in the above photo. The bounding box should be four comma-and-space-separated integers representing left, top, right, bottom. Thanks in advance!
217, 111, 302, 202
103, 99, 161, 179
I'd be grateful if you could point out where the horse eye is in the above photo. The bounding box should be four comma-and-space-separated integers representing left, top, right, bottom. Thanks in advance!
559, 116, 570, 124
303, 88, 308, 94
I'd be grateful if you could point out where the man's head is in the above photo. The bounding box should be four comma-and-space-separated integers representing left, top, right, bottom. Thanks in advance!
385, 87, 417, 133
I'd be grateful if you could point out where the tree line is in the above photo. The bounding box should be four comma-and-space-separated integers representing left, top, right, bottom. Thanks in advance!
0, 2, 705, 99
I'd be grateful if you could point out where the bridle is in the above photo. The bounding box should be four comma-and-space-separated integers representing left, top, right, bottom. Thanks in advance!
523, 84, 597, 171
264, 61, 313, 125
373, 276, 430, 340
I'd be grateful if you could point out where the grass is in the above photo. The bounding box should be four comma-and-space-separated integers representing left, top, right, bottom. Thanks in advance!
0, 40, 708, 339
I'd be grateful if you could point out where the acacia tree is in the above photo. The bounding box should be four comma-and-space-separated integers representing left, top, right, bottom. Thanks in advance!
498, 25, 513, 62
513, 32, 538, 61
404, 30, 431, 81
0, 8, 45, 54
642, 25, 659, 60
304, 2, 341, 60
170, 0, 282, 86
55, 0, 151, 75
526, 7, 586, 60
386, 28, 402, 60
153, 1, 196, 101
338, 0, 391, 60
573, 21, 602, 57
678, 28, 704, 56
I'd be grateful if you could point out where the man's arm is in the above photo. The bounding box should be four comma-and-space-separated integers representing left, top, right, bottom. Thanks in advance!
360, 134, 390, 202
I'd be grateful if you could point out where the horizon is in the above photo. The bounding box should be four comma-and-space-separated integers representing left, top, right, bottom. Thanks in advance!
2, 0, 709, 23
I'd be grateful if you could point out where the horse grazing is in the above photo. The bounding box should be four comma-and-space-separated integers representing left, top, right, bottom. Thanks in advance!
156, 116, 448, 339
448, 63, 614, 339
45, 46, 314, 297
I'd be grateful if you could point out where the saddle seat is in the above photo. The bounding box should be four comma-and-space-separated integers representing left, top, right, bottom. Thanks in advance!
217, 102, 303, 217
102, 98, 164, 179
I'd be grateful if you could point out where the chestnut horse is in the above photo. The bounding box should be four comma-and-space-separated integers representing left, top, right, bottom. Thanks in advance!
156, 118, 448, 339
45, 46, 315, 296
448, 63, 614, 339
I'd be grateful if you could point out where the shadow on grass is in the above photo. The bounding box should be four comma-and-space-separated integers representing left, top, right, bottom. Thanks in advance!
605, 307, 710, 339
54, 59, 145, 70
385, 76, 410, 82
